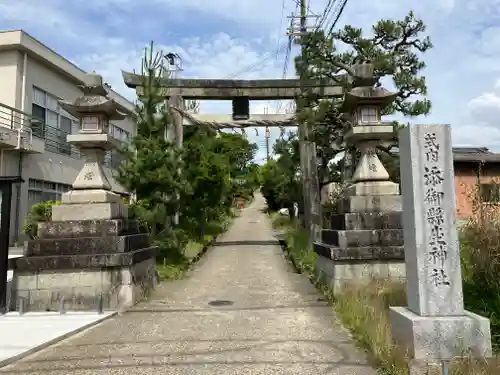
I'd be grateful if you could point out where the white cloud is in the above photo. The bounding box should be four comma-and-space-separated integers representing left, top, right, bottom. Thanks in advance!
3, 0, 500, 159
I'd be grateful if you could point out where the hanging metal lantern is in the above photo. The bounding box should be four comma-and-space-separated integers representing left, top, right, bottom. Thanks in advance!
232, 97, 250, 120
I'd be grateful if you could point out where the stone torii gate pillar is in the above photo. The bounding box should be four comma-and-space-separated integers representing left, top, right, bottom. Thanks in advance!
168, 95, 184, 148
167, 95, 184, 225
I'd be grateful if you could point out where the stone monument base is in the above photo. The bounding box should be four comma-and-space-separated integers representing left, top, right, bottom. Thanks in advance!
389, 306, 492, 360
11, 248, 157, 311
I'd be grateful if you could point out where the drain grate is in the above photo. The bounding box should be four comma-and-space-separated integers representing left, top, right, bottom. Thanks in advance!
208, 300, 234, 307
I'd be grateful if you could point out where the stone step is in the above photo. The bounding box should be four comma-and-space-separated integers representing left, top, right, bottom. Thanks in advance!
321, 229, 403, 248
330, 212, 402, 230
313, 242, 405, 261
37, 219, 143, 239
25, 233, 151, 257
15, 246, 157, 272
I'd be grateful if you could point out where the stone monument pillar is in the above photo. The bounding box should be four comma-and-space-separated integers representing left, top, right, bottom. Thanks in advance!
390, 124, 491, 366
314, 63, 405, 293
11, 73, 158, 311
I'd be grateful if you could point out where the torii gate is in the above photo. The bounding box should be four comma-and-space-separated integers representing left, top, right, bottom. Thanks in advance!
121, 73, 344, 139
121, 73, 346, 236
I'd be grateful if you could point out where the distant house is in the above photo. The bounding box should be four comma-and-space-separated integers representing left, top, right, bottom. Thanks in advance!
453, 147, 500, 219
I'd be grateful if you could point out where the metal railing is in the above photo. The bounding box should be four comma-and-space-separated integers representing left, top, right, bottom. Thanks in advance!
0, 102, 33, 130
0, 101, 128, 168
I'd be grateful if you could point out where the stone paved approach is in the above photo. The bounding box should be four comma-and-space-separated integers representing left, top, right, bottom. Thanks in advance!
1, 194, 377, 375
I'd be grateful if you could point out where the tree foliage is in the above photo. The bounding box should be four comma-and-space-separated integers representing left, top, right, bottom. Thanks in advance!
260, 132, 302, 213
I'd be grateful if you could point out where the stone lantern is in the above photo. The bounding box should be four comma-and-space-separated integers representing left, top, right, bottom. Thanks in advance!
313, 63, 405, 295
11, 73, 157, 312
56, 72, 129, 213
340, 63, 400, 197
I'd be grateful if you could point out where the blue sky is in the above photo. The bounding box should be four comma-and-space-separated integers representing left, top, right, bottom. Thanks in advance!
1, 0, 500, 163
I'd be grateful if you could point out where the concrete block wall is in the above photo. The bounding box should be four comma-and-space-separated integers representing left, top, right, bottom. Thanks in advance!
315, 255, 406, 294
10, 258, 157, 311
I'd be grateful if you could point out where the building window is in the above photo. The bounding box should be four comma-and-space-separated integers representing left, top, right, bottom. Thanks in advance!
105, 123, 131, 169
109, 123, 130, 143
27, 178, 72, 210
480, 183, 500, 204
359, 107, 379, 123
31, 87, 79, 156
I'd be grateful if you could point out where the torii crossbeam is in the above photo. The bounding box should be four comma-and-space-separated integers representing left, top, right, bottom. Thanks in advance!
122, 71, 345, 100
179, 112, 297, 129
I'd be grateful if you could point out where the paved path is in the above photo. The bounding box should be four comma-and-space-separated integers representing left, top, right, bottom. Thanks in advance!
1, 194, 377, 375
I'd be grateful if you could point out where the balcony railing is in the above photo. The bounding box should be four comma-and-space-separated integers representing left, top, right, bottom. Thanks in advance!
0, 101, 128, 168
0, 102, 33, 130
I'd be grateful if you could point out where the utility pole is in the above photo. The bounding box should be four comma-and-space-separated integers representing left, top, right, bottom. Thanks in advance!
287, 0, 323, 242
288, 0, 314, 233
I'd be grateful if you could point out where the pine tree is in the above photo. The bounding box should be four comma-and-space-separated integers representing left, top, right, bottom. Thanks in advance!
117, 42, 188, 257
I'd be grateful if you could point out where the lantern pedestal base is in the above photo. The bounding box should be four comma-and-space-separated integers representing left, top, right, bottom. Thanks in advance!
61, 189, 122, 204
52, 202, 128, 221
67, 133, 120, 150
345, 181, 400, 197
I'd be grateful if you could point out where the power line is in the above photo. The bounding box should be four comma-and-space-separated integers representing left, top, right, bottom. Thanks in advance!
275, 0, 287, 55
292, 0, 317, 17
326, 0, 349, 37
226, 0, 296, 79
225, 42, 289, 79
315, 0, 336, 30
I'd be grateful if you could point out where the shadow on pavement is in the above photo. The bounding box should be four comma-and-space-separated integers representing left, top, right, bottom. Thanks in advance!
213, 240, 279, 247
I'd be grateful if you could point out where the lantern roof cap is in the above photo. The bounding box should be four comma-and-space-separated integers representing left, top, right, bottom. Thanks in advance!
59, 72, 129, 120
340, 85, 398, 113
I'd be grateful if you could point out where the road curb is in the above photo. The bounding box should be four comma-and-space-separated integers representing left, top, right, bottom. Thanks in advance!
0, 311, 117, 369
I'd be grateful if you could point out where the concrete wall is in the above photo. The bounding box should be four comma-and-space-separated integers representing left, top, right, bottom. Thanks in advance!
0, 50, 22, 109
12, 257, 158, 311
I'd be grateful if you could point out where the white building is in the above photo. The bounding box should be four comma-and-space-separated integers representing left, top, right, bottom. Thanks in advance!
0, 30, 136, 244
